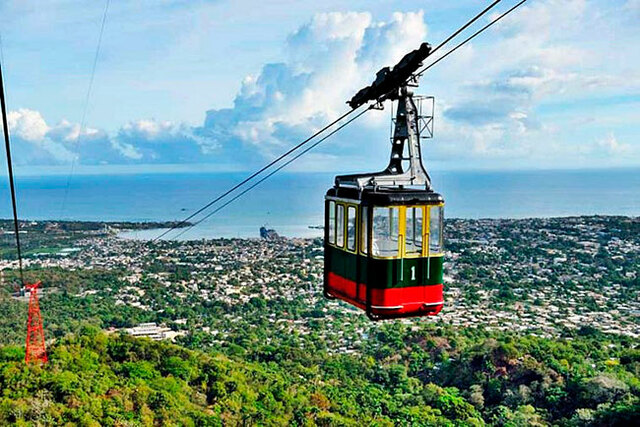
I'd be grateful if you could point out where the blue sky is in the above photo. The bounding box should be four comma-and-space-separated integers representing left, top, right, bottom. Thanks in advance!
0, 0, 638, 174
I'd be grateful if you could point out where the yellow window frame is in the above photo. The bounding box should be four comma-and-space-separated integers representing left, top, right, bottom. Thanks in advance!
401, 205, 426, 259
426, 203, 445, 257
335, 202, 345, 249
396, 204, 446, 259
369, 205, 401, 260
366, 203, 444, 259
345, 203, 358, 254
360, 206, 368, 256
328, 201, 359, 253
327, 200, 336, 246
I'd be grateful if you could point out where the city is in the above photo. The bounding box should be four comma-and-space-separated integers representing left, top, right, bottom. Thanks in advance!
3, 215, 638, 350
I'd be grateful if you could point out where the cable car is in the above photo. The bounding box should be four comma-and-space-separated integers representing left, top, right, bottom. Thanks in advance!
323, 187, 444, 320
324, 44, 444, 319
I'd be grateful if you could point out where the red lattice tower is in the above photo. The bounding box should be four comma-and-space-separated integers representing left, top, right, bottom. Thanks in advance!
25, 281, 47, 364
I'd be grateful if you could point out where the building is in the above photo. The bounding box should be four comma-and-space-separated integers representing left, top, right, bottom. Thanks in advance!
125, 323, 170, 341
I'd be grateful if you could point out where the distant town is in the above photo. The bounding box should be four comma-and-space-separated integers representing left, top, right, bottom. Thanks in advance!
1, 215, 637, 352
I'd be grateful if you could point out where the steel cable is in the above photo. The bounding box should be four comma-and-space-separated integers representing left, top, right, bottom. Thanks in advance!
154, 0, 510, 240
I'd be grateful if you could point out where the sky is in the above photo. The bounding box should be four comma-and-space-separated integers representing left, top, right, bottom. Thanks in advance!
0, 0, 639, 174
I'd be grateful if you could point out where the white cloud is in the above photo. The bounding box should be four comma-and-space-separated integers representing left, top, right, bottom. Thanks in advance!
198, 11, 428, 163
4, 112, 190, 165
115, 119, 209, 162
110, 139, 143, 160
2, 4, 638, 170
194, 3, 639, 170
430, 0, 640, 167
595, 133, 631, 156
120, 119, 176, 141
46, 119, 104, 144
3, 112, 214, 165
5, 109, 75, 163
356, 11, 427, 70
7, 108, 49, 142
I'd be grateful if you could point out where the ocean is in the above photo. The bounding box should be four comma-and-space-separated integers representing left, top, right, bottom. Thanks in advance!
1, 168, 639, 239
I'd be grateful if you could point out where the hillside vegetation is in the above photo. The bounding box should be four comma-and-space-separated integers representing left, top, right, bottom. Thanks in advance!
0, 326, 638, 426
0, 217, 638, 425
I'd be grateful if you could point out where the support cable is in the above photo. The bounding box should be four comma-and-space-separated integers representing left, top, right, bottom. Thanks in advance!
152, 0, 526, 242
427, 0, 502, 58
171, 106, 374, 240
0, 56, 25, 285
60, 0, 111, 217
153, 107, 360, 241
415, 0, 529, 79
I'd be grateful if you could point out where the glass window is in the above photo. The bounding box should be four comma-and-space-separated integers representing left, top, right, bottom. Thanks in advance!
429, 205, 443, 253
405, 207, 423, 256
336, 204, 345, 247
372, 207, 399, 257
361, 207, 368, 254
328, 201, 335, 245
347, 206, 356, 251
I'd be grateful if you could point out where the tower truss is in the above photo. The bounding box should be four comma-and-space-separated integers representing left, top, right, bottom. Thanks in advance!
25, 281, 47, 365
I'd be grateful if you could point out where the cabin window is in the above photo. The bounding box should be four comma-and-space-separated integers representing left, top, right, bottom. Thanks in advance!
328, 201, 336, 245
372, 207, 399, 257
361, 207, 368, 254
347, 206, 357, 251
429, 205, 443, 253
336, 204, 345, 247
405, 206, 423, 256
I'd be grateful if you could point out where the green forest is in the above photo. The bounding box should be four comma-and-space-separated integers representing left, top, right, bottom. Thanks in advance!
1, 325, 638, 426
0, 217, 638, 425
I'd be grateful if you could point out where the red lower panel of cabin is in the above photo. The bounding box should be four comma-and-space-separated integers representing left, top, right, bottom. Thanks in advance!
327, 272, 443, 317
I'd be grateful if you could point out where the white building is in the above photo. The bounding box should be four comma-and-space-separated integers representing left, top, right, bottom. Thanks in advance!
125, 322, 170, 341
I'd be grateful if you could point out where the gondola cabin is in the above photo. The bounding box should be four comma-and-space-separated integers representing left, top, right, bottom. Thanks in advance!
324, 187, 444, 320
323, 43, 444, 319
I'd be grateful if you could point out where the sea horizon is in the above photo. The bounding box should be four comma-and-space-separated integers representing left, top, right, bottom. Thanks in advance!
0, 167, 638, 239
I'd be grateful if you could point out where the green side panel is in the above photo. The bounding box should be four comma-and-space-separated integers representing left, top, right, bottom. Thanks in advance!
325, 245, 444, 289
